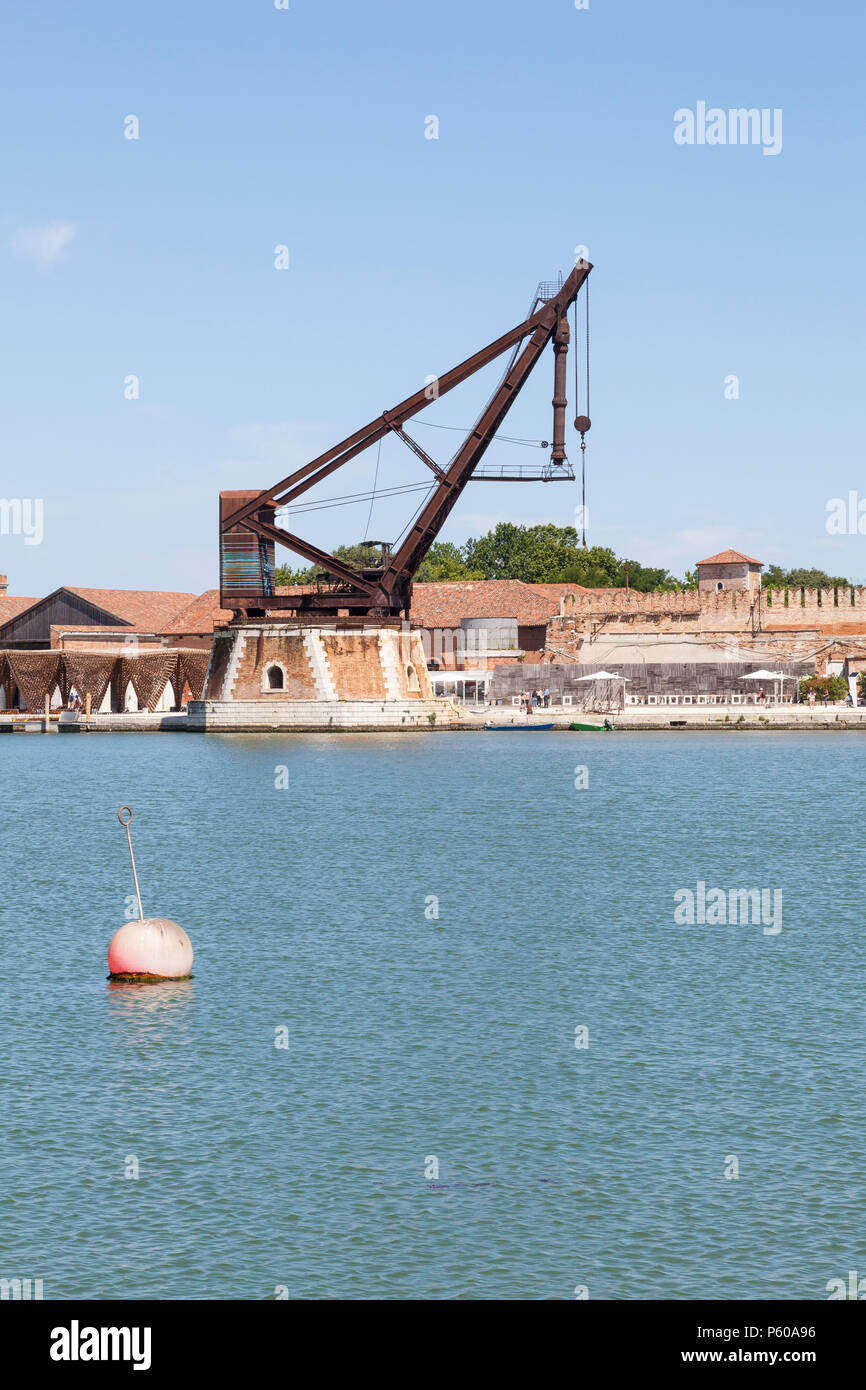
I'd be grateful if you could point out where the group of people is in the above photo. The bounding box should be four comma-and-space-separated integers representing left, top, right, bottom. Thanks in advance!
805, 688, 833, 707
521, 687, 551, 714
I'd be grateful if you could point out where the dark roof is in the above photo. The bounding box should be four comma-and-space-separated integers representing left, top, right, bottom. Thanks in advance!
0, 586, 198, 637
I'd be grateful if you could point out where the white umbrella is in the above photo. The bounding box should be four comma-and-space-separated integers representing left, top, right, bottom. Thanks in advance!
739, 669, 788, 703
573, 670, 629, 711
573, 670, 630, 681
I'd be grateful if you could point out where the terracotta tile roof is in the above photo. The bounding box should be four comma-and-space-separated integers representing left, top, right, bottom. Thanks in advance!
697, 549, 763, 567
268, 579, 604, 627
62, 587, 197, 629
409, 580, 571, 629
160, 590, 234, 633
531, 582, 591, 598
0, 596, 39, 622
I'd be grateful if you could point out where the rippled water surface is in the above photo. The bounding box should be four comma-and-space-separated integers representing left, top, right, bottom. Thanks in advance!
1, 730, 864, 1299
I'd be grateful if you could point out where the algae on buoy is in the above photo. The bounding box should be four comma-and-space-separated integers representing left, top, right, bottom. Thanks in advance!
107, 807, 194, 981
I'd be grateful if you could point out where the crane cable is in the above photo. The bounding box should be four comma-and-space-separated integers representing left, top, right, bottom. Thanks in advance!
573, 281, 590, 547
363, 435, 383, 541
413, 420, 548, 448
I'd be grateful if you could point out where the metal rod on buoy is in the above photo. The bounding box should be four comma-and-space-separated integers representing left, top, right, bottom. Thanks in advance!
118, 806, 144, 921
108, 806, 193, 981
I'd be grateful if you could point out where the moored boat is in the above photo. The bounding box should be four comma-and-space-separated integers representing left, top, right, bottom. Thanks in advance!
485, 721, 554, 731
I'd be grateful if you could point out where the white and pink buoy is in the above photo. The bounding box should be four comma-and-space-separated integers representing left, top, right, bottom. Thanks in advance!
107, 807, 194, 981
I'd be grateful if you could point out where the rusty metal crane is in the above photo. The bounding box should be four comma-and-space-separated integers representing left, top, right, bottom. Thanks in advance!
219, 259, 592, 621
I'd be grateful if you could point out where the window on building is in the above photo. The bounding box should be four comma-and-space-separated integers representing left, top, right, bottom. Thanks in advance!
267, 665, 284, 690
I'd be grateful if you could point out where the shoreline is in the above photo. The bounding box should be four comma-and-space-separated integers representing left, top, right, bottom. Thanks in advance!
3, 700, 866, 734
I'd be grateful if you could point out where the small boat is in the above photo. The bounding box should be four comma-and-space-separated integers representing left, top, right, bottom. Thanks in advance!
485, 721, 554, 731
569, 720, 616, 731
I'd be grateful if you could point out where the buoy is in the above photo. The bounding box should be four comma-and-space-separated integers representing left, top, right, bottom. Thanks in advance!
107, 807, 194, 981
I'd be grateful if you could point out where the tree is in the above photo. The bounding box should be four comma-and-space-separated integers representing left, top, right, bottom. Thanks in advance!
763, 565, 851, 589
415, 541, 482, 582
275, 542, 385, 587
462, 523, 627, 585
800, 674, 849, 702
273, 522, 693, 589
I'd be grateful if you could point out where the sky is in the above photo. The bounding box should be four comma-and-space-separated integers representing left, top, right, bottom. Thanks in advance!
1, 0, 865, 597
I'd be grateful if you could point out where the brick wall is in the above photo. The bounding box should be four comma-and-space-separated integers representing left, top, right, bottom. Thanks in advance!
231, 632, 318, 700
203, 625, 432, 702
547, 587, 866, 657
321, 633, 385, 699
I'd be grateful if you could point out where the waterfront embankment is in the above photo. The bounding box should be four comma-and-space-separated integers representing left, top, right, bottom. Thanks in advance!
4, 700, 866, 733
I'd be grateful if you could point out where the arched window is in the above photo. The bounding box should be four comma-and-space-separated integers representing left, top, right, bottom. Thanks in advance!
406, 663, 420, 692
267, 664, 284, 690
716, 581, 724, 592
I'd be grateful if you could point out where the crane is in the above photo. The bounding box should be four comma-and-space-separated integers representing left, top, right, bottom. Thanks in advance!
219, 259, 592, 621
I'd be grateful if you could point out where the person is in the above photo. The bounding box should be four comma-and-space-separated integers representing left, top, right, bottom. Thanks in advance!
758, 686, 765, 703
823, 689, 830, 707
522, 688, 530, 715
808, 689, 816, 707
543, 686, 550, 708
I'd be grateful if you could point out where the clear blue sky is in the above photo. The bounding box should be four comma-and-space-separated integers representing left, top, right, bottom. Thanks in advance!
2, 0, 864, 596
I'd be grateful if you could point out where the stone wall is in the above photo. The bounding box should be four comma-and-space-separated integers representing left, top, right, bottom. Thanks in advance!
544, 587, 866, 663
697, 561, 760, 594
188, 698, 458, 730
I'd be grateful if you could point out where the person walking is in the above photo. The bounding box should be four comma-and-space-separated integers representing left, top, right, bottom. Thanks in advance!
543, 686, 550, 708
808, 689, 816, 708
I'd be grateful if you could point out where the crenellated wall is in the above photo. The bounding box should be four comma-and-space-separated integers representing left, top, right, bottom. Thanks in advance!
545, 587, 866, 665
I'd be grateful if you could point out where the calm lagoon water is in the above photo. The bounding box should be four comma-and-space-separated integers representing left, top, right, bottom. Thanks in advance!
1, 730, 864, 1300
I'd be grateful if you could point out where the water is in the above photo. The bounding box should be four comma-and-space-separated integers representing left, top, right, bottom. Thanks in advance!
1, 730, 864, 1300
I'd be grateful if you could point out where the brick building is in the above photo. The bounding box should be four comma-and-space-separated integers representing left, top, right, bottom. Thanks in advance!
0, 581, 228, 713
5, 549, 866, 713
696, 549, 763, 595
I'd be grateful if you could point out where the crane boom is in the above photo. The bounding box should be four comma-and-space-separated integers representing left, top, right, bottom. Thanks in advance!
220, 260, 592, 619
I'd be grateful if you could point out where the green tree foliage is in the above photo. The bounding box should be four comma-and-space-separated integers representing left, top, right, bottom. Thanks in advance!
415, 541, 483, 582
763, 564, 851, 590
270, 523, 719, 591
275, 542, 386, 586
462, 524, 687, 589
463, 523, 588, 583
799, 674, 849, 702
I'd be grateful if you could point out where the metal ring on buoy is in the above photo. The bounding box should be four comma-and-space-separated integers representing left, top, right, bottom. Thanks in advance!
118, 806, 133, 826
